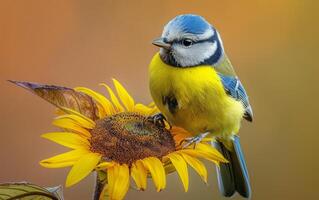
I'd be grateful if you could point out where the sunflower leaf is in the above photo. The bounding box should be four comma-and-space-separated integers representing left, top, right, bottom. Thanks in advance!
9, 80, 99, 120
0, 182, 63, 200
45, 185, 64, 200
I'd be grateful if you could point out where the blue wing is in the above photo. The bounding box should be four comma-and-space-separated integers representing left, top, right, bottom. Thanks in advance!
219, 74, 253, 122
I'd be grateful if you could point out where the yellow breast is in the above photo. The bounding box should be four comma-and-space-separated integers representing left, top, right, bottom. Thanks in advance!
149, 53, 244, 137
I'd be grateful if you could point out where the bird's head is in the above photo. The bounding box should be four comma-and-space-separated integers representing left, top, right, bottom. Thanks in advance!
153, 14, 224, 67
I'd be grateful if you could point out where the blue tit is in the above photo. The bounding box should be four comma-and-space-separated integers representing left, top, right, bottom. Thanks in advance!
149, 14, 253, 198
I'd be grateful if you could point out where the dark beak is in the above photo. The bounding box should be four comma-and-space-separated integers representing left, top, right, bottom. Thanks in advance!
152, 38, 171, 50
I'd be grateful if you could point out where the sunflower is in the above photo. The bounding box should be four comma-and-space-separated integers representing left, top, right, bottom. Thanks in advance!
19, 79, 227, 200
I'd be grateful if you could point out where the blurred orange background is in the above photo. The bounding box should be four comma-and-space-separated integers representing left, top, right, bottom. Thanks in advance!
0, 0, 318, 199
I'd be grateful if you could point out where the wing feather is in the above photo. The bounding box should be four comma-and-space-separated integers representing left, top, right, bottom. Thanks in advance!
219, 73, 253, 122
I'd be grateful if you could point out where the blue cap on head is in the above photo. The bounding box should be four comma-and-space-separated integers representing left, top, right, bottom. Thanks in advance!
166, 14, 211, 35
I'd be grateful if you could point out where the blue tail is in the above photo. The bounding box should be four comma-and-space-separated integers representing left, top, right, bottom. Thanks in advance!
213, 135, 251, 198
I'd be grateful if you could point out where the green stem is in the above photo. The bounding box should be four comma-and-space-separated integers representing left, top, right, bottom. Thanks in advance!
93, 171, 108, 200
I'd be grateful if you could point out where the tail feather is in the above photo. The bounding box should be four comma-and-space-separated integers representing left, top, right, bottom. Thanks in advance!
213, 135, 251, 198
214, 141, 236, 197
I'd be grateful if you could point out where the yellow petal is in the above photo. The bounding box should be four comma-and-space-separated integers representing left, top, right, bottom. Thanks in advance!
107, 164, 130, 200
96, 161, 115, 170
41, 132, 90, 149
171, 126, 192, 138
131, 160, 147, 190
52, 118, 91, 138
148, 102, 160, 113
56, 108, 96, 129
42, 161, 75, 168
60, 107, 96, 123
195, 143, 228, 163
55, 114, 95, 130
134, 103, 157, 115
75, 87, 114, 116
141, 157, 166, 192
149, 106, 159, 115
180, 153, 207, 183
40, 149, 89, 168
180, 148, 226, 165
167, 153, 189, 192
179, 142, 228, 163
66, 153, 101, 187
112, 79, 135, 111
96, 103, 107, 119
100, 83, 124, 112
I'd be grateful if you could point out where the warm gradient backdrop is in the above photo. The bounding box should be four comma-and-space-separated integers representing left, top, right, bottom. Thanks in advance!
1, 0, 318, 199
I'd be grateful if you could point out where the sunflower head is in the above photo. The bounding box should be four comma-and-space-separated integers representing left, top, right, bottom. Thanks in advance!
90, 112, 175, 165
11, 79, 227, 200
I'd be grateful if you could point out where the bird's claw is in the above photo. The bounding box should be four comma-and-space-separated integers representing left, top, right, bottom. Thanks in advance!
147, 113, 170, 129
181, 132, 210, 148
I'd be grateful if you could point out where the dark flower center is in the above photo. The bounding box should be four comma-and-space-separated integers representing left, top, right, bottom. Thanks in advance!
90, 112, 175, 165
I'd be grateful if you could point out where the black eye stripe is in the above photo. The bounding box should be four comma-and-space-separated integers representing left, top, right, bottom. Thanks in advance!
197, 35, 217, 44
163, 31, 218, 46
178, 35, 217, 45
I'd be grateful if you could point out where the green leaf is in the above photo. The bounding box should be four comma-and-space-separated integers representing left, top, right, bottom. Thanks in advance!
45, 186, 64, 200
0, 182, 63, 200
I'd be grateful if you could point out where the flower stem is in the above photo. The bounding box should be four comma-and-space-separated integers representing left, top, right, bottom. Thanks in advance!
93, 171, 108, 200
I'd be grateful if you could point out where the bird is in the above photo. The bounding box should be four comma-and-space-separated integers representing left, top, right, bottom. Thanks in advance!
148, 14, 252, 198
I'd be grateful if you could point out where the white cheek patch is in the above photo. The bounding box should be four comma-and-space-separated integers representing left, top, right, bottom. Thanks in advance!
173, 41, 218, 67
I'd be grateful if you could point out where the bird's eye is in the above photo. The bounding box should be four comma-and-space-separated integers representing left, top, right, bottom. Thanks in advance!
181, 39, 193, 47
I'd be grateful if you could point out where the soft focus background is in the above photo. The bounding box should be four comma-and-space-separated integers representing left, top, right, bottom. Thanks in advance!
1, 0, 318, 199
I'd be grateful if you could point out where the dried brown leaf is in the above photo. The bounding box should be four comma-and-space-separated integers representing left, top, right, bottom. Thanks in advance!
9, 80, 99, 120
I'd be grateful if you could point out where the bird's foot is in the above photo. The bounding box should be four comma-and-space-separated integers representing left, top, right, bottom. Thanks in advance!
182, 132, 210, 148
147, 113, 171, 129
